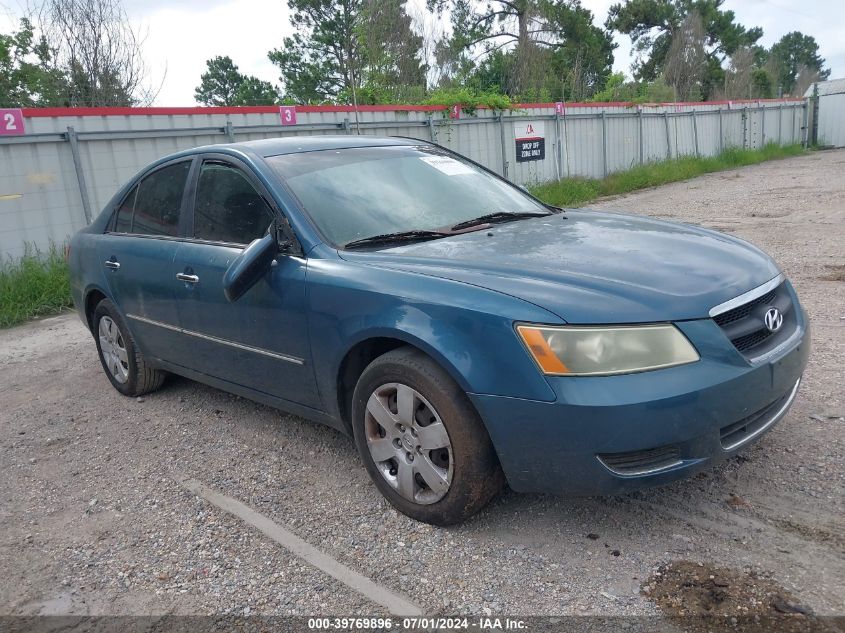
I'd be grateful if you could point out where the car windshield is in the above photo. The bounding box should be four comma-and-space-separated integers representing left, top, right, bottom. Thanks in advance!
267, 145, 549, 247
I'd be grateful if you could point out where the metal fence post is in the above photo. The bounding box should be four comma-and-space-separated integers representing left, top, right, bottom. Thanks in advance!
554, 112, 563, 180
761, 105, 766, 146
638, 107, 644, 165
498, 113, 509, 179
718, 108, 724, 153
742, 108, 748, 149
601, 110, 608, 177
778, 103, 783, 145
562, 109, 570, 178
225, 120, 235, 142
691, 110, 699, 157
663, 111, 672, 159
801, 98, 810, 147
66, 126, 92, 224
791, 104, 796, 144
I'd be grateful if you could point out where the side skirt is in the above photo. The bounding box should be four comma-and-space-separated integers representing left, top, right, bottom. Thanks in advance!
150, 357, 349, 436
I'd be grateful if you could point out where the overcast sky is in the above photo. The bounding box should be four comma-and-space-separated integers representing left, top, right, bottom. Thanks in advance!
2, 0, 843, 105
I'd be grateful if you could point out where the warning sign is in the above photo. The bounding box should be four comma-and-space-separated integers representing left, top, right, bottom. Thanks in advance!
514, 121, 545, 163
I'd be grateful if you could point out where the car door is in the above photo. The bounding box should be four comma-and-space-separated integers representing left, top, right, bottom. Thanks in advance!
97, 158, 194, 363
171, 155, 320, 409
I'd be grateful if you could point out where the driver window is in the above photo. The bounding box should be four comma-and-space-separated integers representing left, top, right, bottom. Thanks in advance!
193, 162, 275, 244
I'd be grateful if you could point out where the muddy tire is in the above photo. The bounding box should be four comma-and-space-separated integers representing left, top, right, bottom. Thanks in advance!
93, 298, 166, 397
352, 347, 504, 526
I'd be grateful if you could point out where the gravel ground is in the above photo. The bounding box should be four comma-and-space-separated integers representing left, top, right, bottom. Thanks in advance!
1, 149, 843, 620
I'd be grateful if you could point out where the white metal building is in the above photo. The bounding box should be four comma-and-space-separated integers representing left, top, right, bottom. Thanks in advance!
805, 78, 845, 148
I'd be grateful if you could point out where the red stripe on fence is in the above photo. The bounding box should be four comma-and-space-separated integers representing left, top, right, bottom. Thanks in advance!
20, 98, 804, 119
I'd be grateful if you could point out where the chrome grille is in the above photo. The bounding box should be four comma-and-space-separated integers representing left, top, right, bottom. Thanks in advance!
713, 289, 777, 327
732, 328, 774, 352
711, 281, 796, 359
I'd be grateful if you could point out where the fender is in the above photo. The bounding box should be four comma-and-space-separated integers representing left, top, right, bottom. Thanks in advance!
306, 256, 561, 420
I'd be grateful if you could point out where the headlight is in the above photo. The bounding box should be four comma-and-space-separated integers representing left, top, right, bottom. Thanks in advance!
516, 324, 699, 376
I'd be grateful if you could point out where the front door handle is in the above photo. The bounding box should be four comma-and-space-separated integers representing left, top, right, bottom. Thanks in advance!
176, 272, 199, 284
104, 260, 120, 270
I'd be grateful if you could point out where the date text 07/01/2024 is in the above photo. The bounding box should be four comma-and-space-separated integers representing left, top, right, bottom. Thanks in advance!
307, 616, 527, 630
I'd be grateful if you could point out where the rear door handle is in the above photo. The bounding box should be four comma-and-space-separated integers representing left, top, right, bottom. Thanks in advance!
176, 273, 199, 284
104, 260, 120, 270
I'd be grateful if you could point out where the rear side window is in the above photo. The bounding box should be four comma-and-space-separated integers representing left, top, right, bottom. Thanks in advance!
113, 186, 137, 233
193, 162, 275, 244
130, 161, 191, 237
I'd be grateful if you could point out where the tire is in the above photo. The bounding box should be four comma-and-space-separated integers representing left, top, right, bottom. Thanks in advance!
351, 347, 504, 525
93, 298, 166, 397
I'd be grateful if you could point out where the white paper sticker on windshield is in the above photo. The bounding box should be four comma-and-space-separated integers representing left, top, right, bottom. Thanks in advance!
420, 155, 474, 176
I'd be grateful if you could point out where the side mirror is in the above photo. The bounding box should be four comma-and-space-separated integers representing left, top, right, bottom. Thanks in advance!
222, 232, 277, 302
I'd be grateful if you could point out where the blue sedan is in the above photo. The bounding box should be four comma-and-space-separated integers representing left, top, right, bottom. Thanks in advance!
68, 136, 809, 525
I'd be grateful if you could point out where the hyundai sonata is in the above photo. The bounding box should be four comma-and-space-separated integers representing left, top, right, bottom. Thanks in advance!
68, 136, 809, 525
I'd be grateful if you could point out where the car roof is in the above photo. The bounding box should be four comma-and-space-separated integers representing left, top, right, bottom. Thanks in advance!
197, 135, 425, 159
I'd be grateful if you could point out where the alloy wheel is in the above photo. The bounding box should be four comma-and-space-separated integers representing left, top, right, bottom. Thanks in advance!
98, 316, 129, 384
364, 382, 453, 504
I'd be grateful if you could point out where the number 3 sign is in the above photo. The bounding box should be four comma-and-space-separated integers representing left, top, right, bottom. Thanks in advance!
0, 109, 25, 136
279, 106, 297, 126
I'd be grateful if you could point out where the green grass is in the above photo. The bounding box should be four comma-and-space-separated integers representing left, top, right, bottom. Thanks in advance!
0, 244, 73, 328
530, 143, 807, 208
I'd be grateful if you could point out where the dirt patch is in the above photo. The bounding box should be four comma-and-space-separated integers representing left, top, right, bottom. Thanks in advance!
820, 265, 845, 281
642, 560, 826, 631
640, 559, 843, 631
772, 518, 845, 553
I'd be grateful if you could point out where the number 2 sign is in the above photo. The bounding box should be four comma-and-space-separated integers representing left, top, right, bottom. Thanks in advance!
0, 109, 25, 136
279, 106, 297, 126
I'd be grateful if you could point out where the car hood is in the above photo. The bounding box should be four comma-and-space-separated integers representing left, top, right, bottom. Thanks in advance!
338, 210, 781, 323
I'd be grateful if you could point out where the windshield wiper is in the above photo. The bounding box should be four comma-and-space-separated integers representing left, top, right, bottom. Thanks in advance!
450, 210, 552, 232
344, 210, 558, 249
343, 229, 449, 250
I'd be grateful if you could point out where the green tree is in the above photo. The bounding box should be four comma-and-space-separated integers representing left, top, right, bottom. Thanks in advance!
195, 56, 243, 106
234, 76, 280, 105
355, 0, 427, 103
268, 0, 362, 103
588, 72, 674, 103
751, 67, 774, 98
544, 1, 616, 100
768, 32, 830, 96
606, 0, 763, 100
269, 0, 425, 104
0, 18, 67, 107
431, 0, 613, 101
195, 56, 279, 106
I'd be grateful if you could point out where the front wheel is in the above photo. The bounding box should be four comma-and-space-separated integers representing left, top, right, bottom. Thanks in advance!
351, 348, 504, 525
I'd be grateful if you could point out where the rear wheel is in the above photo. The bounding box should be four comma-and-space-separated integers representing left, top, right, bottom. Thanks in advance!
93, 298, 166, 396
352, 347, 504, 525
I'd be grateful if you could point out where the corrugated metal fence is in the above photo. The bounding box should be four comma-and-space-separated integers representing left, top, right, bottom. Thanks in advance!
0, 99, 806, 260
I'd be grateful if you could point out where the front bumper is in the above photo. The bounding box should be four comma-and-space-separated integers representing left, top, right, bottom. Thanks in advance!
470, 315, 810, 496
